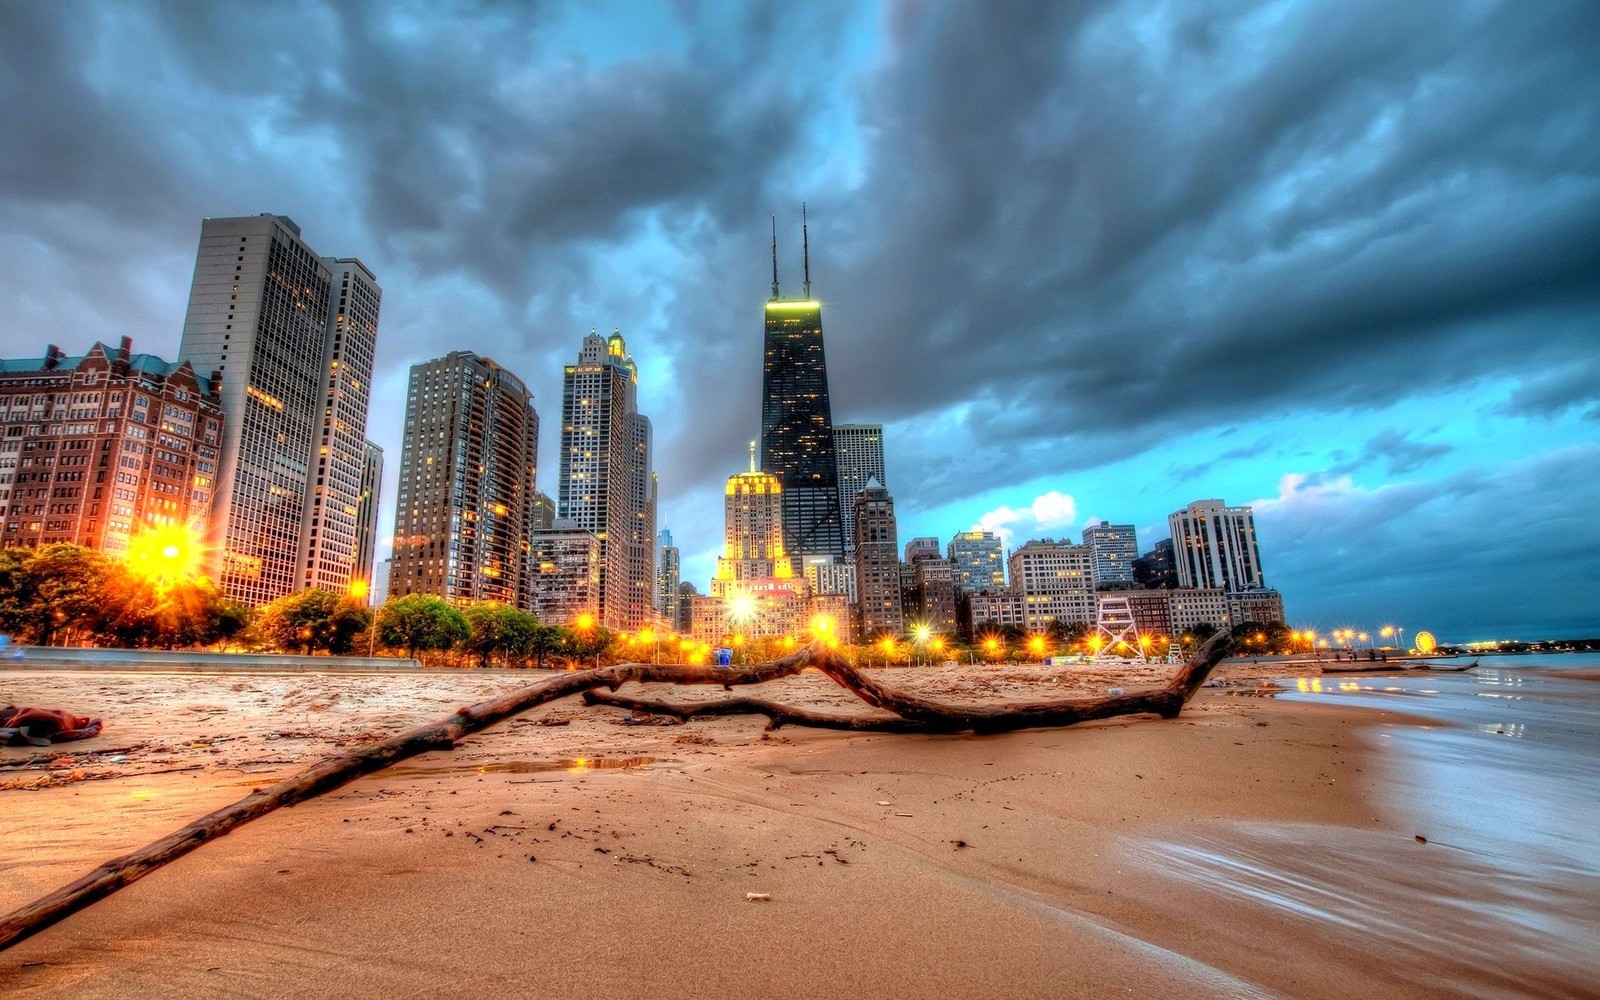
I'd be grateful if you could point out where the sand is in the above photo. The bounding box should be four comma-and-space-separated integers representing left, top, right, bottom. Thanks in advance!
0, 662, 1582, 998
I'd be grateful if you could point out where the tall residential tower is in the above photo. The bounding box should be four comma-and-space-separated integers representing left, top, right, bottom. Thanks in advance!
177, 214, 379, 605
387, 352, 539, 606
558, 330, 653, 629
832, 423, 884, 559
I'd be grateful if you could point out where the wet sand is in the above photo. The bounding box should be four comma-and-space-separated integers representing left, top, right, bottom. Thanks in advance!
2, 661, 1593, 998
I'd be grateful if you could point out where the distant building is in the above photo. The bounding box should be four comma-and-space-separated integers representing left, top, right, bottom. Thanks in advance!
713, 453, 793, 594
1169, 499, 1265, 592
388, 351, 539, 607
909, 556, 959, 636
674, 580, 697, 634
352, 441, 383, 597
177, 213, 378, 605
1167, 588, 1230, 634
1227, 588, 1287, 627
527, 518, 600, 625
963, 590, 1027, 637
1082, 522, 1138, 588
656, 528, 680, 627
852, 478, 903, 638
760, 225, 845, 561
1123, 589, 1175, 638
947, 530, 1006, 592
0, 339, 222, 554
558, 330, 652, 628
1009, 539, 1096, 632
801, 554, 856, 604
833, 423, 884, 558
530, 491, 556, 531
371, 558, 392, 607
1133, 538, 1178, 589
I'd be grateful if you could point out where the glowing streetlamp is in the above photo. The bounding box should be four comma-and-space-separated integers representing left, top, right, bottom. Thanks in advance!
912, 623, 932, 665
1027, 635, 1047, 661
981, 636, 1000, 663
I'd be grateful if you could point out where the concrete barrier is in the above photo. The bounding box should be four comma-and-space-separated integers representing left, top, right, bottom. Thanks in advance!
4, 646, 426, 673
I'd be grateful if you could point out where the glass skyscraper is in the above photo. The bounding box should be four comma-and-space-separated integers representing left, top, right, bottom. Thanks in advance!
760, 298, 845, 560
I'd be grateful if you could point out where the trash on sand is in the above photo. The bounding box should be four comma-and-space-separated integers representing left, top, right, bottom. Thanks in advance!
746, 892, 772, 902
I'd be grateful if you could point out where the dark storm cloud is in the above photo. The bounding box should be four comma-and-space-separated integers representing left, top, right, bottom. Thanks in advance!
821, 0, 1600, 503
1256, 443, 1600, 637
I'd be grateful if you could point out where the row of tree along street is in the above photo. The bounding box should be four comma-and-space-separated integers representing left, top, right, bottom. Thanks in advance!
0, 544, 1298, 667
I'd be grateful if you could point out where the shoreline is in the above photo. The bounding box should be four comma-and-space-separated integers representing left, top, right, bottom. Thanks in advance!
1, 663, 1588, 998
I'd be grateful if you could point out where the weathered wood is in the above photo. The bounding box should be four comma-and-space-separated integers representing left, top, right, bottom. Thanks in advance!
0, 647, 818, 952
582, 689, 935, 732
585, 631, 1235, 735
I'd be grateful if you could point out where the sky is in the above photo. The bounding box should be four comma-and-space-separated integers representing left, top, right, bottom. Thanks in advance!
1, 0, 1597, 642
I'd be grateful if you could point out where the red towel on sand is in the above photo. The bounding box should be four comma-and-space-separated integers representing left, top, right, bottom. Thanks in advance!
0, 706, 103, 746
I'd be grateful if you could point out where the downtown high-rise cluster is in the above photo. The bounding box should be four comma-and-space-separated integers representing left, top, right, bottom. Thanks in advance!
0, 209, 1287, 653
678, 214, 1290, 657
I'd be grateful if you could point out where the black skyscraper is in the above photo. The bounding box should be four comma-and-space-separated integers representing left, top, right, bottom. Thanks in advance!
759, 211, 845, 561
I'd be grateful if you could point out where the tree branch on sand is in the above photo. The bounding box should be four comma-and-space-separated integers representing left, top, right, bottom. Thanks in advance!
0, 632, 1232, 952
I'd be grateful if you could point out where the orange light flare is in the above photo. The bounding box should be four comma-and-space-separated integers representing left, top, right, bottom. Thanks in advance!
123, 525, 206, 591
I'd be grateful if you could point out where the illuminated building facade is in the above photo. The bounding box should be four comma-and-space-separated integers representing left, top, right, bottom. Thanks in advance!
297, 258, 381, 593
801, 554, 855, 604
852, 478, 903, 638
714, 452, 793, 594
0, 339, 221, 553
1226, 588, 1286, 626
351, 441, 382, 597
962, 590, 1026, 637
1082, 522, 1138, 588
1009, 539, 1096, 631
760, 223, 845, 561
527, 518, 601, 625
947, 529, 1006, 592
1169, 499, 1265, 592
177, 214, 379, 605
832, 423, 883, 558
388, 351, 539, 607
1167, 588, 1230, 633
558, 330, 653, 629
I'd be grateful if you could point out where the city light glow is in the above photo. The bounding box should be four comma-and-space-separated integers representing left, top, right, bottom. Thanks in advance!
123, 525, 204, 590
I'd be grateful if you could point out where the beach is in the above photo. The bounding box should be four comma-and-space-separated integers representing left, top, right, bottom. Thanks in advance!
2, 657, 1596, 998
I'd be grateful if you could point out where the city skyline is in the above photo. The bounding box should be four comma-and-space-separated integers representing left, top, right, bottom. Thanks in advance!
2, 3, 1597, 640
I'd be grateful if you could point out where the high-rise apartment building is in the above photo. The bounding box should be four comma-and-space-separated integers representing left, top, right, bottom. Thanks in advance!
1168, 499, 1265, 592
947, 530, 1006, 592
177, 214, 378, 605
388, 351, 539, 606
351, 441, 382, 597
852, 478, 902, 638
1082, 522, 1138, 589
801, 554, 856, 604
297, 258, 381, 593
0, 339, 222, 553
655, 528, 680, 627
833, 423, 884, 558
1009, 539, 1096, 631
1133, 538, 1178, 589
558, 330, 653, 628
528, 518, 601, 625
760, 218, 845, 562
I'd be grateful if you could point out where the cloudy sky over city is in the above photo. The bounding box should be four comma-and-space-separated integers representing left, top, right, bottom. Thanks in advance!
2, 0, 1596, 639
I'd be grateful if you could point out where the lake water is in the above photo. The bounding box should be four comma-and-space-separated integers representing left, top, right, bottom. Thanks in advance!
1145, 653, 1600, 998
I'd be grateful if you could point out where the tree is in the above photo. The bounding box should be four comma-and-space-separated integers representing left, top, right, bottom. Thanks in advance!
526, 623, 568, 669
376, 594, 469, 661
562, 621, 612, 667
463, 603, 539, 668
95, 570, 233, 649
13, 544, 115, 646
1182, 621, 1219, 649
258, 589, 372, 655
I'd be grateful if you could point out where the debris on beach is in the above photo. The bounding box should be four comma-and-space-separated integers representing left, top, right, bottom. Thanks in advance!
746, 892, 772, 902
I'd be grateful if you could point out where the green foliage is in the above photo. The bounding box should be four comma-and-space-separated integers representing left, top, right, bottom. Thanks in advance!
258, 589, 372, 655
462, 603, 540, 667
96, 572, 238, 649
526, 623, 568, 669
562, 622, 613, 666
0, 544, 116, 645
377, 594, 470, 660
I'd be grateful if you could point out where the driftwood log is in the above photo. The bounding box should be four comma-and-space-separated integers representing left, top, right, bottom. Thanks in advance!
0, 631, 1232, 952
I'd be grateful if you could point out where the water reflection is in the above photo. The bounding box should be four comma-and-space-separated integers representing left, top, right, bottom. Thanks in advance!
386, 756, 660, 778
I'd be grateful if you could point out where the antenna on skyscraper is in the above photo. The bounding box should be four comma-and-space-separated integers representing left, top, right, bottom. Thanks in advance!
771, 216, 780, 299
749, 440, 757, 473
802, 202, 811, 298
